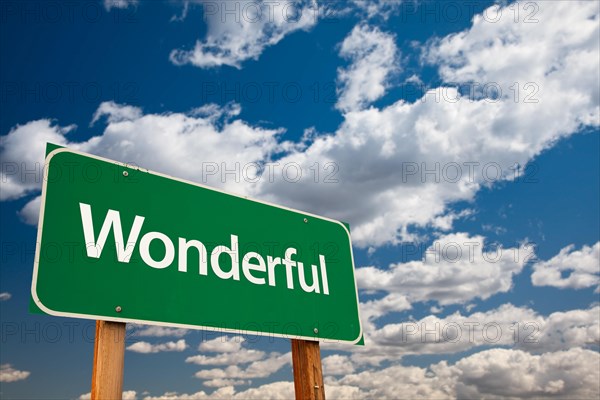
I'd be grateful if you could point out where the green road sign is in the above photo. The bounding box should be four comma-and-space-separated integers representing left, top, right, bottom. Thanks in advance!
31, 145, 362, 344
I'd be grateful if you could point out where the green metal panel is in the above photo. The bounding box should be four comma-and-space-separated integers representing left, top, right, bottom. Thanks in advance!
31, 145, 362, 345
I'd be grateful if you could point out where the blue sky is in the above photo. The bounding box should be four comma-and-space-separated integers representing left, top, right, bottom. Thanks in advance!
1, 0, 599, 398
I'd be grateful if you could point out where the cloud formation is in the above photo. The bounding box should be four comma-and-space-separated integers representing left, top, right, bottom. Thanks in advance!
256, 0, 599, 246
325, 303, 599, 368
193, 352, 291, 387
131, 325, 189, 338
137, 347, 600, 399
127, 339, 188, 354
170, 0, 318, 69
332, 347, 600, 399
336, 24, 399, 112
1, 101, 284, 226
356, 233, 533, 305
532, 242, 600, 290
0, 364, 30, 383
198, 336, 246, 353
2, 3, 598, 248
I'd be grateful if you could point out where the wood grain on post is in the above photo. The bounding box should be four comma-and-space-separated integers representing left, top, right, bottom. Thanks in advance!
91, 321, 126, 400
291, 339, 325, 400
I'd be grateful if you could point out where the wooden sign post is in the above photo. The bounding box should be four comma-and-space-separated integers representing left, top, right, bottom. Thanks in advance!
291, 339, 325, 400
91, 321, 126, 400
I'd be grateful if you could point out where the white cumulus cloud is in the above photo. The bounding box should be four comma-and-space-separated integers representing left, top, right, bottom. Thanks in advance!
336, 24, 399, 112
170, 0, 318, 69
131, 325, 189, 338
17, 195, 41, 225
0, 364, 30, 382
532, 242, 600, 290
325, 303, 599, 368
322, 354, 355, 376
127, 339, 187, 353
1, 102, 284, 225
356, 233, 533, 305
198, 335, 246, 353
452, 347, 599, 399
0, 120, 73, 201
369, 305, 598, 359
194, 352, 291, 382
329, 347, 600, 399
186, 349, 266, 366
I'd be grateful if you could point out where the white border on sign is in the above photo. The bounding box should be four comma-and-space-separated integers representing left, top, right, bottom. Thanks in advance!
31, 147, 363, 345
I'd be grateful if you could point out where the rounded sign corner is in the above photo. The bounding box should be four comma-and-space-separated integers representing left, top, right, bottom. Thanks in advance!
31, 282, 62, 318
333, 219, 352, 242
351, 330, 364, 346
44, 146, 71, 163
345, 322, 364, 345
